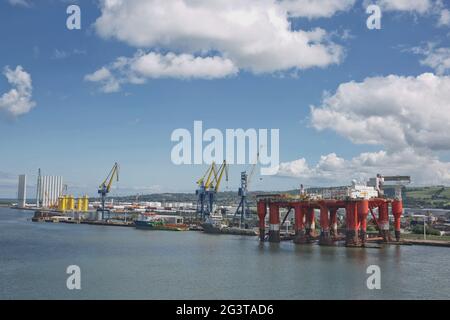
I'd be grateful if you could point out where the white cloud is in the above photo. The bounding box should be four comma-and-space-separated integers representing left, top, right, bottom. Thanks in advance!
375, 0, 432, 14
84, 67, 111, 83
85, 52, 238, 92
281, 0, 356, 19
0, 65, 36, 117
8, 0, 31, 7
89, 0, 449, 93
93, 0, 344, 76
129, 52, 238, 79
438, 8, 450, 26
84, 67, 120, 93
273, 149, 450, 185
311, 73, 450, 152
412, 44, 450, 75
273, 73, 450, 185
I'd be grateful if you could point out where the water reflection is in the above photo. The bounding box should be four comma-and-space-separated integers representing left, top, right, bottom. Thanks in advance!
2, 208, 449, 299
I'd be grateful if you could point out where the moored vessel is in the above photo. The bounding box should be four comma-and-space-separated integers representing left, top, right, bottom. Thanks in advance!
135, 213, 189, 231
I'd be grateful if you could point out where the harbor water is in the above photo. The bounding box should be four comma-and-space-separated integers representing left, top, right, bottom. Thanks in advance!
1, 207, 449, 299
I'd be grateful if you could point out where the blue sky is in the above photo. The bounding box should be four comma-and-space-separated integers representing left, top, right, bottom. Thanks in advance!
1, 0, 450, 198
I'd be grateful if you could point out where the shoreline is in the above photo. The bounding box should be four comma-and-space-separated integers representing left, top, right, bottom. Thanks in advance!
5, 206, 450, 248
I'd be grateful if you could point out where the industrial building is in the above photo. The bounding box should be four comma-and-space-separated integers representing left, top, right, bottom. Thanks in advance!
17, 174, 26, 208
35, 169, 64, 208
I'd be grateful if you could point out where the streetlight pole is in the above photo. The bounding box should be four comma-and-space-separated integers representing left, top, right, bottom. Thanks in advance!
424, 217, 426, 240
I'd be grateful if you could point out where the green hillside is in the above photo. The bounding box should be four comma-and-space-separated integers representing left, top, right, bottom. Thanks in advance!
4, 186, 450, 209
402, 186, 450, 209
117, 186, 450, 209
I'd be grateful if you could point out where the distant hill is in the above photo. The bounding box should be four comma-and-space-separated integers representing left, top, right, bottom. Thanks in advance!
401, 186, 450, 209
116, 186, 450, 209
3, 186, 450, 209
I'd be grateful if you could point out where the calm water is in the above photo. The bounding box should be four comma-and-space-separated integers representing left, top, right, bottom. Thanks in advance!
1, 207, 449, 300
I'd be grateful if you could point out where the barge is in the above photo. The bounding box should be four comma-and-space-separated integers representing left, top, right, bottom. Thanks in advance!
135, 213, 189, 231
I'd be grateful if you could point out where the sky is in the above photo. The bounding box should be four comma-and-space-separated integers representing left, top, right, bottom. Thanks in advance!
1, 0, 450, 198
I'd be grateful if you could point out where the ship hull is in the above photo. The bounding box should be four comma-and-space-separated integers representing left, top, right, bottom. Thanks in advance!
201, 222, 257, 236
135, 221, 188, 231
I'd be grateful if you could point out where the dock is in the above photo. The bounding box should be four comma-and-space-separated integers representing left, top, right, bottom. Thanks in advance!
405, 239, 450, 247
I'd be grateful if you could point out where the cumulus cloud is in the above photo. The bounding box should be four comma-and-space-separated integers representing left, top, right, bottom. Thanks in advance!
128, 52, 238, 79
274, 73, 450, 185
88, 0, 450, 94
0, 65, 36, 117
375, 0, 432, 14
91, 0, 344, 80
84, 67, 120, 93
273, 149, 450, 185
412, 43, 450, 75
85, 52, 238, 92
311, 73, 450, 152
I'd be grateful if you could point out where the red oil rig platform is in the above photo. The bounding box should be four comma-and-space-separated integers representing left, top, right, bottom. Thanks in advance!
256, 195, 403, 246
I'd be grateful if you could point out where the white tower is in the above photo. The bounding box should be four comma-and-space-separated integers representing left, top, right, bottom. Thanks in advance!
18, 175, 27, 208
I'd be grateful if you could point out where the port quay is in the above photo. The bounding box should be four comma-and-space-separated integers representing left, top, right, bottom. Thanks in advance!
16, 170, 450, 249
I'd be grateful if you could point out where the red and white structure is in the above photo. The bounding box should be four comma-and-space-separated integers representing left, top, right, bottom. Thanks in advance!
256, 196, 404, 246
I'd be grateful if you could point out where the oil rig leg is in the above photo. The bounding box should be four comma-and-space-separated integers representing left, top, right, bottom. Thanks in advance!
257, 201, 267, 242
294, 205, 306, 244
268, 203, 280, 243
392, 200, 403, 242
329, 208, 338, 240
345, 202, 358, 246
378, 202, 390, 242
358, 200, 369, 246
319, 206, 332, 245
305, 207, 315, 242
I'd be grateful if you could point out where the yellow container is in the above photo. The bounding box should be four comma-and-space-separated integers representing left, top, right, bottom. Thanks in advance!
64, 196, 69, 210
77, 198, 83, 212
67, 195, 75, 211
58, 196, 66, 212
82, 195, 89, 212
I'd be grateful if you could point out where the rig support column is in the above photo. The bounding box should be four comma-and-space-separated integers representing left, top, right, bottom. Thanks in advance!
305, 208, 315, 240
294, 205, 306, 244
392, 200, 403, 241
345, 202, 358, 246
268, 203, 280, 243
319, 205, 331, 245
378, 202, 390, 242
329, 208, 338, 239
257, 201, 267, 242
357, 200, 369, 245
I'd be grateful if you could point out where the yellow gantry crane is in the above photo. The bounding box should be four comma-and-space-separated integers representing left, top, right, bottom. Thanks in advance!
196, 160, 228, 219
196, 164, 216, 191
98, 162, 119, 220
